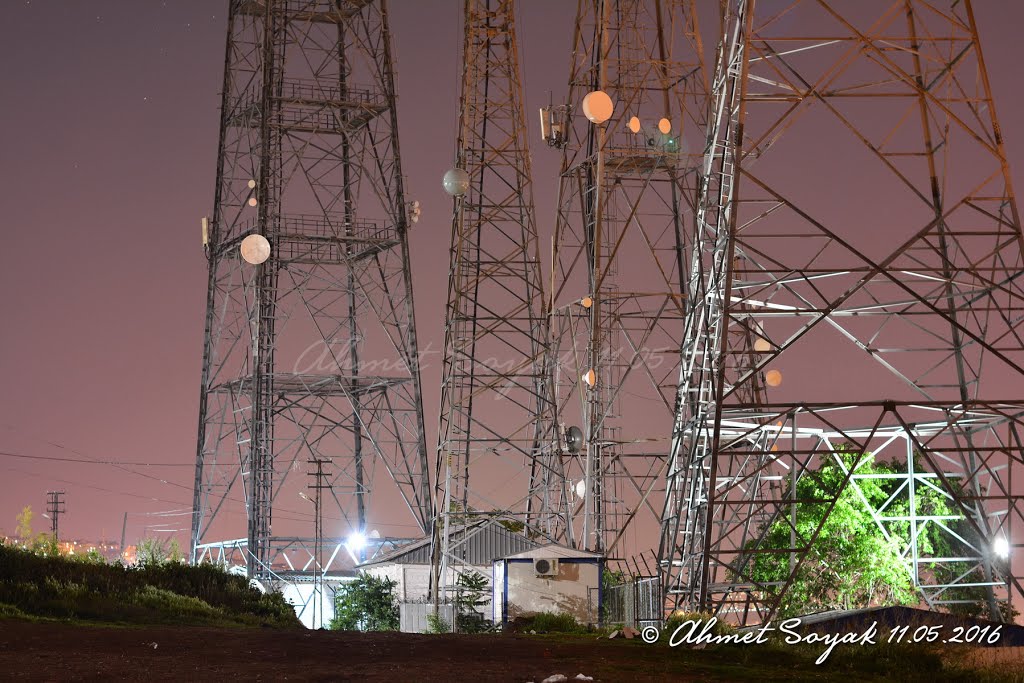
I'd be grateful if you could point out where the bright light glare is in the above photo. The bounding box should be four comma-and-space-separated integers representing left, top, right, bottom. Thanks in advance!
994, 536, 1010, 558
347, 531, 367, 551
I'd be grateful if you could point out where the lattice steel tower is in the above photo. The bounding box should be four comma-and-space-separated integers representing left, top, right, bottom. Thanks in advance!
432, 0, 558, 599
546, 0, 709, 556
191, 0, 431, 583
662, 0, 1024, 624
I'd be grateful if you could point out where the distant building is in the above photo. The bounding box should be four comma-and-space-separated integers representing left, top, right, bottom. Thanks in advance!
358, 519, 539, 610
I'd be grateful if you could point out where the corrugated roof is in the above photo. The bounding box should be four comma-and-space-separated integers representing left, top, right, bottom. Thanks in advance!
500, 543, 603, 560
358, 519, 540, 567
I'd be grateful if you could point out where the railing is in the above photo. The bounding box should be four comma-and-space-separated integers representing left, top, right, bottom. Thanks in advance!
226, 79, 387, 133
275, 214, 394, 242
604, 576, 662, 628
228, 213, 395, 242
277, 78, 386, 109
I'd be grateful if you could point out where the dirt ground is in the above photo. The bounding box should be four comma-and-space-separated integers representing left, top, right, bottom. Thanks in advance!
0, 621, 700, 682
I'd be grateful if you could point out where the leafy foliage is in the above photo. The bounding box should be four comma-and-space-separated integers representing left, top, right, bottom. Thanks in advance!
137, 537, 185, 566
329, 572, 399, 631
747, 449, 948, 618
424, 611, 450, 634
522, 611, 586, 633
30, 533, 61, 557
454, 570, 489, 632
0, 542, 300, 627
15, 506, 33, 540
602, 568, 627, 591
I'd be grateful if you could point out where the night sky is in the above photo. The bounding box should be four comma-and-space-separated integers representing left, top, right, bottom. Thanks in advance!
1, 1, 1023, 545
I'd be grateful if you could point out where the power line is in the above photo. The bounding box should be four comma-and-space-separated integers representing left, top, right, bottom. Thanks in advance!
1, 426, 427, 531
0, 464, 192, 507
0, 449, 192, 467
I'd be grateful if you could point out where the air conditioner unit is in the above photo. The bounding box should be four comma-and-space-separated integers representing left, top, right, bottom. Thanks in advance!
534, 558, 559, 576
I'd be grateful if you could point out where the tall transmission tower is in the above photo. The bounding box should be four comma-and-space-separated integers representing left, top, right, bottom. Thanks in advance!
432, 0, 556, 602
46, 490, 66, 541
546, 0, 709, 557
662, 0, 1024, 624
191, 0, 431, 584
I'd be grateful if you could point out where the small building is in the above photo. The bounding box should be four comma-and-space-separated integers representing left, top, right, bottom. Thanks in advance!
492, 544, 604, 626
358, 519, 539, 617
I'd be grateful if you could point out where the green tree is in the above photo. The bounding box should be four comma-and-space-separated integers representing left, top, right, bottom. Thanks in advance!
15, 506, 33, 541
746, 449, 954, 618
167, 538, 185, 564
329, 572, 399, 631
137, 537, 169, 565
455, 570, 489, 632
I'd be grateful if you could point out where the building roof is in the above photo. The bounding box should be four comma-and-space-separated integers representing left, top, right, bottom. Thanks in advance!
358, 518, 540, 568
500, 543, 604, 560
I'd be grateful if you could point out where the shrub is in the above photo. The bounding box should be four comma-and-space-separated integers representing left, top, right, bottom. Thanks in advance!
0, 542, 300, 628
329, 572, 399, 631
525, 611, 587, 634
425, 611, 451, 634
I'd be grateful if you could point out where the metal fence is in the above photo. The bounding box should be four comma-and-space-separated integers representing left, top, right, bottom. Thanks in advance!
604, 576, 662, 628
399, 603, 456, 634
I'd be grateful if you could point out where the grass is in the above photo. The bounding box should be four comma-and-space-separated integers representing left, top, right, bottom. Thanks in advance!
0, 541, 301, 628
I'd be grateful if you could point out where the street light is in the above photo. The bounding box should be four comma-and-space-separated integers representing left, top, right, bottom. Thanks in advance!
346, 531, 367, 552
344, 531, 367, 564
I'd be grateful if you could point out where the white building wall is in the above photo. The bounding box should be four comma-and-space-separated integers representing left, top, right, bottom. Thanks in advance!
504, 560, 601, 625
281, 580, 350, 629
364, 563, 493, 609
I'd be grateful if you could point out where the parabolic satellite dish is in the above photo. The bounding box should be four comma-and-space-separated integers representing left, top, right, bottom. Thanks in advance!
240, 233, 271, 265
443, 168, 470, 196
582, 90, 613, 124
565, 425, 584, 453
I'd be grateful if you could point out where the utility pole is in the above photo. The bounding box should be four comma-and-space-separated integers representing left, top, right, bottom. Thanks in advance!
119, 512, 128, 562
307, 458, 332, 629
46, 491, 66, 541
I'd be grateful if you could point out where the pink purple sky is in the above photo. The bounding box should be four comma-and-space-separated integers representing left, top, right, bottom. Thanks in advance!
1, 1, 1023, 546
